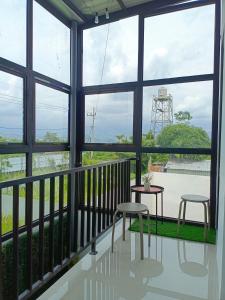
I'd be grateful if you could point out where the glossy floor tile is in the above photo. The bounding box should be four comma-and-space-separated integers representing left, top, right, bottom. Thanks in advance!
39, 220, 219, 300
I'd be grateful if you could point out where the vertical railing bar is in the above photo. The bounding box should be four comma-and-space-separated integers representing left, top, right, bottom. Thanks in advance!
102, 166, 106, 230
114, 164, 118, 212
87, 169, 91, 243
121, 163, 124, 203
97, 167, 102, 234
26, 181, 33, 291
49, 177, 55, 272
39, 179, 45, 280
67, 174, 72, 257
92, 168, 97, 239
127, 161, 131, 202
73, 172, 79, 253
13, 185, 19, 300
124, 162, 127, 202
118, 163, 121, 205
80, 171, 85, 248
107, 165, 110, 226
110, 164, 114, 224
124, 161, 128, 202
58, 175, 64, 264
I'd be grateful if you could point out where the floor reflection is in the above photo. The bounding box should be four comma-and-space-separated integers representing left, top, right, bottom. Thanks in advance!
39, 222, 219, 300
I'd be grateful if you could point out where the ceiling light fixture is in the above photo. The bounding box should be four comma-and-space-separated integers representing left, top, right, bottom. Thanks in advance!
95, 12, 99, 24
105, 8, 109, 19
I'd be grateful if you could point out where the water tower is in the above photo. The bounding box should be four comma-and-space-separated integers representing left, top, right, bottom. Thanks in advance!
150, 87, 173, 137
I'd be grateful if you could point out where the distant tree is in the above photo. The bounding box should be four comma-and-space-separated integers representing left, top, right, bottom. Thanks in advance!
42, 132, 61, 143
174, 111, 192, 123
0, 136, 7, 143
116, 134, 132, 144
157, 123, 210, 149
142, 131, 155, 147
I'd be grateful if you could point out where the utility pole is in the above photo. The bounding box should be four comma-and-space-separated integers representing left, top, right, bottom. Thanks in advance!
87, 106, 96, 158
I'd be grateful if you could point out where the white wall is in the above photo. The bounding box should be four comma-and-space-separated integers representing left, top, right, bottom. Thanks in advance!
217, 1, 225, 299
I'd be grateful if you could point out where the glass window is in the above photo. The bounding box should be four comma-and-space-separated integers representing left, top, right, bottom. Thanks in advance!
85, 92, 133, 144
83, 16, 138, 86
35, 84, 69, 143
32, 151, 70, 175
0, 71, 23, 143
144, 5, 215, 80
33, 1, 70, 84
0, 153, 26, 233
142, 81, 213, 148
82, 151, 135, 165
0, 153, 26, 182
138, 153, 211, 222
0, 0, 26, 65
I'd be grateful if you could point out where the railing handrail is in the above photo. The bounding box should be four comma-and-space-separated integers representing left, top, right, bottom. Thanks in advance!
0, 157, 135, 189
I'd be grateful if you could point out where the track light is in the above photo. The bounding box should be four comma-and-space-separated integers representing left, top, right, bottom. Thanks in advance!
95, 12, 99, 24
105, 8, 109, 19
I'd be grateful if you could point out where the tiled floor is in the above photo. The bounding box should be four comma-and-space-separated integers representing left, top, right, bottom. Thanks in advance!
39, 220, 219, 300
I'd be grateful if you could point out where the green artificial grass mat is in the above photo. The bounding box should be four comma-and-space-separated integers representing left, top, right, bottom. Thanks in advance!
129, 219, 216, 244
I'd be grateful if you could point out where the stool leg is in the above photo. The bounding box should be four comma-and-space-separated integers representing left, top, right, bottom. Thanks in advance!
147, 210, 151, 247
203, 203, 208, 240
123, 212, 126, 241
177, 200, 183, 234
112, 210, 118, 253
182, 201, 187, 225
139, 214, 144, 260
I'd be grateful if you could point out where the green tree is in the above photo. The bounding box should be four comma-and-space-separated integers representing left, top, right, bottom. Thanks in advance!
42, 132, 61, 143
157, 123, 210, 148
174, 111, 192, 122
142, 131, 155, 147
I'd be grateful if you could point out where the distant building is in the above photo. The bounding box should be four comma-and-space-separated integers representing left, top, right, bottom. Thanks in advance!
164, 160, 210, 176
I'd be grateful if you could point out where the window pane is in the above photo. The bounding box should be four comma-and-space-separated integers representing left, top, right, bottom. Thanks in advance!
82, 151, 136, 179
0, 0, 26, 65
0, 154, 25, 182
33, 1, 70, 84
142, 81, 213, 148
0, 71, 23, 143
83, 16, 138, 86
35, 84, 69, 143
85, 92, 133, 143
32, 151, 70, 175
144, 5, 215, 80
137, 154, 210, 222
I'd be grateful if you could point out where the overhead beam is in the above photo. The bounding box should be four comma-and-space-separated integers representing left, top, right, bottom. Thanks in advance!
117, 0, 127, 10
81, 0, 214, 29
62, 0, 89, 22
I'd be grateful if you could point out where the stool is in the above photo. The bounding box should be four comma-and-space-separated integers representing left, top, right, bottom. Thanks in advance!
177, 194, 210, 240
111, 202, 151, 260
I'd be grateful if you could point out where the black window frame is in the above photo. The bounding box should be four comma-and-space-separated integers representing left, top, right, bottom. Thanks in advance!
0, 0, 72, 178
79, 0, 220, 228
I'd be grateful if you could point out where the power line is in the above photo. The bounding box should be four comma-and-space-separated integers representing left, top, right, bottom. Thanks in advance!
87, 23, 110, 143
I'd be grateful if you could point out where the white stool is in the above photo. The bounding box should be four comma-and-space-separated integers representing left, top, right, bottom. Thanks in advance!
177, 194, 210, 240
111, 202, 151, 260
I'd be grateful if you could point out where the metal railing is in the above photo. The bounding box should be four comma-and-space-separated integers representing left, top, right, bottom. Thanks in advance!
0, 158, 132, 300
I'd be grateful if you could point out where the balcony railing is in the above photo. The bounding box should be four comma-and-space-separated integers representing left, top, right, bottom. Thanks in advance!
0, 158, 132, 300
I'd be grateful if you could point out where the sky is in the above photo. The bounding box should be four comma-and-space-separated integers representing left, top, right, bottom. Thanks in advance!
84, 4, 215, 143
0, 1, 215, 145
0, 0, 70, 142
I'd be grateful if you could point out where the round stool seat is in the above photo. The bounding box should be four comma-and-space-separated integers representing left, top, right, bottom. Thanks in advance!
117, 202, 148, 213
181, 194, 209, 203
178, 194, 210, 240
